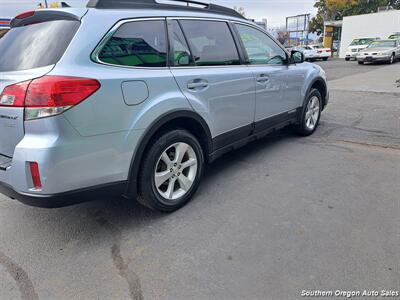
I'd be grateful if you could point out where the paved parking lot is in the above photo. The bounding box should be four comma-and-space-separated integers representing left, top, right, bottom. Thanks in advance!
0, 59, 399, 300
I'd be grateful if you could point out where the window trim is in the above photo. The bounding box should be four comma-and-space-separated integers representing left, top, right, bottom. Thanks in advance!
232, 21, 290, 66
167, 19, 196, 67
91, 17, 169, 69
167, 17, 244, 68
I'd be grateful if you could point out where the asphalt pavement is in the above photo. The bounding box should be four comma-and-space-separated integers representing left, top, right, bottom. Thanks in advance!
0, 59, 399, 300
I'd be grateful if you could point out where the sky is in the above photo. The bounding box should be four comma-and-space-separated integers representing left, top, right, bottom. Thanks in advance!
0, 0, 316, 27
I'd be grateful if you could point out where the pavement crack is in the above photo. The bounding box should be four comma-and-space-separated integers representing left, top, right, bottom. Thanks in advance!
95, 213, 144, 300
332, 139, 400, 150
0, 250, 38, 300
306, 138, 400, 151
321, 121, 398, 139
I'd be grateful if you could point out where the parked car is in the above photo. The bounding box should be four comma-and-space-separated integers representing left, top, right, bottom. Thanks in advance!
345, 38, 378, 61
357, 39, 400, 64
388, 32, 400, 40
293, 46, 318, 61
0, 0, 329, 212
308, 44, 331, 61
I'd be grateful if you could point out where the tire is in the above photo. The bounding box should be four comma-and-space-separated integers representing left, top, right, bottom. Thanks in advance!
388, 53, 395, 64
137, 129, 204, 212
345, 57, 350, 61
323, 57, 329, 61
358, 61, 364, 65
293, 89, 322, 136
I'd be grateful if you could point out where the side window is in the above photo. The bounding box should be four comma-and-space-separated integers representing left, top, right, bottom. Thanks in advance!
235, 24, 286, 65
98, 20, 167, 67
171, 20, 194, 67
179, 20, 240, 66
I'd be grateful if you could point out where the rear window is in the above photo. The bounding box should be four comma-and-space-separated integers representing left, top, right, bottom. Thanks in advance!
0, 20, 79, 72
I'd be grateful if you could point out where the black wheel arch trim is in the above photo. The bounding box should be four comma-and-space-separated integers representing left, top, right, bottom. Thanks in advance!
123, 109, 212, 199
307, 76, 328, 107
300, 76, 328, 123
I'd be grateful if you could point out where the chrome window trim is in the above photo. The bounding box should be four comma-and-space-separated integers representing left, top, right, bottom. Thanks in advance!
91, 15, 289, 70
91, 17, 169, 70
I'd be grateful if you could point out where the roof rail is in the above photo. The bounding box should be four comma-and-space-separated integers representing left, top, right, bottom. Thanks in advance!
86, 0, 246, 19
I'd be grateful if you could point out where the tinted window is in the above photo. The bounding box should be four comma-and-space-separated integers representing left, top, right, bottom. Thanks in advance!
98, 20, 167, 68
171, 20, 194, 67
0, 20, 79, 72
180, 20, 240, 66
236, 24, 286, 65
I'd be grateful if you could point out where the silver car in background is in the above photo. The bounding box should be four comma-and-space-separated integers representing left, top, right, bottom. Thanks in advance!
357, 39, 400, 64
0, 0, 328, 212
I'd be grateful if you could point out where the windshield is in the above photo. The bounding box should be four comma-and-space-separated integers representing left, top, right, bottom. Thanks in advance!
368, 41, 396, 48
350, 39, 374, 46
0, 20, 79, 72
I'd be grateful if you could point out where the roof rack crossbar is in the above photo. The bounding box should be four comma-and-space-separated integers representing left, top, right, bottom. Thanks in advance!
86, 0, 245, 19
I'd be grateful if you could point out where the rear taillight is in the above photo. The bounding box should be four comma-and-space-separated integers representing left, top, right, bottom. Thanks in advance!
0, 76, 100, 120
0, 81, 30, 107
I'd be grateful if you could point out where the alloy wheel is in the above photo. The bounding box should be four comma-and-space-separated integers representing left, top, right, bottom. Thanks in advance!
305, 96, 320, 130
154, 142, 198, 201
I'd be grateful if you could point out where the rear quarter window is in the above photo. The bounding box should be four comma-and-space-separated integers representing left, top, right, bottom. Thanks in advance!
0, 20, 80, 72
97, 20, 167, 68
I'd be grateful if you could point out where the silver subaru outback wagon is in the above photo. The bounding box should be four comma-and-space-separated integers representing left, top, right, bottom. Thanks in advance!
0, 0, 329, 212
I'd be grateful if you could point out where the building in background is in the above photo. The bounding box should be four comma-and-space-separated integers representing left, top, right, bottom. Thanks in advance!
324, 9, 400, 58
248, 18, 268, 31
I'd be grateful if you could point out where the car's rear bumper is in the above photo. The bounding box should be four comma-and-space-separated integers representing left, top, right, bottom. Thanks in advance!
0, 180, 127, 208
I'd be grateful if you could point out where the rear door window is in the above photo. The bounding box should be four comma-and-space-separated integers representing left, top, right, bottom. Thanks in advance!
171, 20, 194, 67
0, 20, 80, 72
179, 20, 240, 66
98, 20, 167, 68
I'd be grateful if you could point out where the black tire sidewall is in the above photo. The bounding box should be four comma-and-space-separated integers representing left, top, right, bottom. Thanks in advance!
139, 130, 204, 212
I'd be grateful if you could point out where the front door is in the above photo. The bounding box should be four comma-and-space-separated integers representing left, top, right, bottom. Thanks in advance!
234, 23, 300, 130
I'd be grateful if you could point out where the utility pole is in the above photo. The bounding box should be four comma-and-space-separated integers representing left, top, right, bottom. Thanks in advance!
44, 0, 48, 8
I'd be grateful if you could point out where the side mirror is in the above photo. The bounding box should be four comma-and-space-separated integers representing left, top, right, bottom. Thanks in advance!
176, 52, 190, 66
290, 50, 304, 64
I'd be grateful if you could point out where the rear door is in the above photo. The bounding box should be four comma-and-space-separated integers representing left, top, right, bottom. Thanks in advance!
0, 18, 80, 157
168, 19, 256, 148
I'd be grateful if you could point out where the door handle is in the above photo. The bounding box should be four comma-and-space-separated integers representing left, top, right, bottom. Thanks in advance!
256, 74, 270, 83
187, 80, 209, 90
